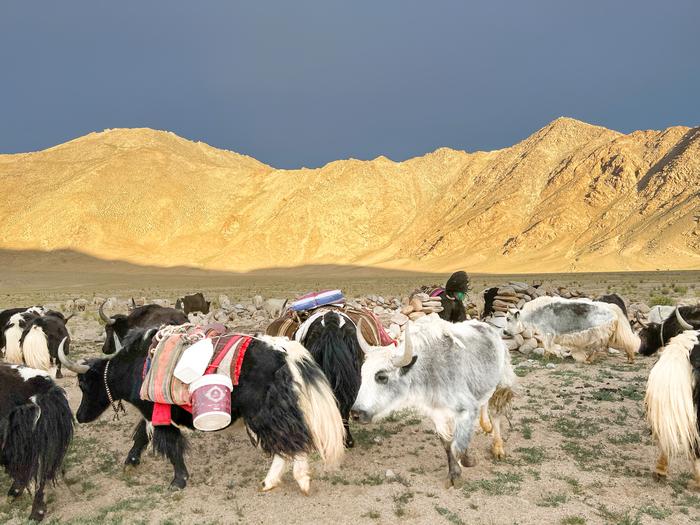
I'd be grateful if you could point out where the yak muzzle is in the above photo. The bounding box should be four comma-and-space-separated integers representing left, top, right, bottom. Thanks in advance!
350, 408, 371, 424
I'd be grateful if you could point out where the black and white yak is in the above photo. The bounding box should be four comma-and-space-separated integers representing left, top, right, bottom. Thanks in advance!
637, 306, 700, 357
58, 331, 344, 494
505, 296, 640, 363
644, 329, 700, 490
351, 315, 516, 487
0, 363, 73, 521
99, 301, 188, 355
296, 310, 363, 448
2, 307, 72, 378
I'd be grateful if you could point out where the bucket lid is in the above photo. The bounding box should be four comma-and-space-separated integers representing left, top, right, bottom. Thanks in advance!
189, 373, 233, 393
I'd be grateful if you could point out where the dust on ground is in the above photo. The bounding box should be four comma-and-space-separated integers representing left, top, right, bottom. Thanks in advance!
1, 271, 699, 525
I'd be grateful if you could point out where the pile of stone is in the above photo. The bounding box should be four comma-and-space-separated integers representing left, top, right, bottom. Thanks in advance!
401, 292, 444, 320
484, 282, 545, 330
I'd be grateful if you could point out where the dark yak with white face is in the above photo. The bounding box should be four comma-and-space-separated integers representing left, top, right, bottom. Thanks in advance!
59, 330, 344, 494
0, 363, 73, 521
351, 316, 516, 487
99, 301, 188, 354
637, 305, 700, 356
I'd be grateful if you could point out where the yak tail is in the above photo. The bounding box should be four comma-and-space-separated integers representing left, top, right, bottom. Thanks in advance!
645, 331, 700, 460
489, 340, 516, 415
608, 303, 641, 358
1, 385, 74, 490
282, 340, 345, 469
4, 321, 24, 364
21, 326, 51, 372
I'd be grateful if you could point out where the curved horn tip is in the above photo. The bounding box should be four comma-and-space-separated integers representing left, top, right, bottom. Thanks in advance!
675, 307, 693, 330
99, 301, 115, 325
58, 337, 89, 374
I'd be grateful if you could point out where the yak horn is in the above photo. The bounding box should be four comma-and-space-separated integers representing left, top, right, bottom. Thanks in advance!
635, 312, 649, 329
58, 337, 89, 374
392, 325, 414, 368
356, 319, 376, 355
675, 307, 693, 330
99, 301, 115, 325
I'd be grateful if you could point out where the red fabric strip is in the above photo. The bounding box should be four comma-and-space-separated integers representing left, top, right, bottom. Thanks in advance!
232, 337, 252, 386
205, 335, 241, 375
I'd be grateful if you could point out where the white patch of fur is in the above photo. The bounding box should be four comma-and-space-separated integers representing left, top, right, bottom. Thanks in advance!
645, 330, 700, 460
4, 313, 25, 364
22, 325, 51, 371
276, 339, 345, 469
10, 364, 50, 380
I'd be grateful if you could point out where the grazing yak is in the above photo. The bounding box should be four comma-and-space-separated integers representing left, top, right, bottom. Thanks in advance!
0, 363, 73, 521
644, 330, 700, 490
295, 310, 363, 448
99, 301, 188, 354
351, 315, 516, 487
637, 306, 700, 356
175, 293, 211, 315
505, 296, 640, 363
2, 307, 72, 377
58, 331, 344, 494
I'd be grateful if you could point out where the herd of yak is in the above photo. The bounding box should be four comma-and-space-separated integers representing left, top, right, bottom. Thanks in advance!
0, 288, 699, 522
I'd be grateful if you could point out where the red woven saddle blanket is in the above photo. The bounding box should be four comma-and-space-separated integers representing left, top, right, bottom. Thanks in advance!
140, 324, 251, 407
265, 305, 395, 346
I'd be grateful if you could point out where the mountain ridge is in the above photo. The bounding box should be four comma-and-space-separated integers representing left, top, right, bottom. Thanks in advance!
1, 117, 698, 273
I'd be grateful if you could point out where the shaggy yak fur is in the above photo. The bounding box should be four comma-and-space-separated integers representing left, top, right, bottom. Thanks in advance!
644, 330, 700, 490
300, 311, 363, 447
0, 364, 73, 521
60, 328, 344, 494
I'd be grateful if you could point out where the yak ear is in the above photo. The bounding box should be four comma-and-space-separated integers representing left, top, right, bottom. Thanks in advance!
399, 355, 418, 376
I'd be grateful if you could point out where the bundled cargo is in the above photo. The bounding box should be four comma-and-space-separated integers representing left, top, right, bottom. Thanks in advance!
290, 290, 345, 312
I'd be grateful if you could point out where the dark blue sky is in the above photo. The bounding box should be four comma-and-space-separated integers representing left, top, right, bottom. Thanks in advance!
2, 1, 699, 168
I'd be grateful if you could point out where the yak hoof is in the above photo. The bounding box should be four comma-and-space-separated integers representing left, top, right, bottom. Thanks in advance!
260, 480, 279, 493
345, 436, 355, 448
459, 453, 477, 468
7, 486, 22, 498
297, 478, 311, 496
169, 478, 187, 490
444, 474, 463, 489
491, 440, 506, 460
124, 456, 141, 468
29, 506, 46, 522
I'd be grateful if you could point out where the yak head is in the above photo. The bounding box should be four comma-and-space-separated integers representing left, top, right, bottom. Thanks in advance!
350, 320, 418, 424
503, 310, 524, 337
637, 306, 695, 356
99, 301, 130, 354
59, 328, 156, 423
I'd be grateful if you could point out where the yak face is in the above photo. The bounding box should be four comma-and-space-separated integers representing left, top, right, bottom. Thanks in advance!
102, 315, 129, 354
351, 350, 417, 423
503, 311, 523, 337
75, 361, 110, 423
638, 323, 664, 356
351, 324, 418, 424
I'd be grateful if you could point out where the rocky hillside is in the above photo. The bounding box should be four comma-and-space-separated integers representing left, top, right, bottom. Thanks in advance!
1, 117, 698, 272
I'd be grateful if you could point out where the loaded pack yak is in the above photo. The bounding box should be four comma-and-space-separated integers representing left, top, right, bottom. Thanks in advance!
644, 329, 700, 490
0, 363, 73, 521
99, 301, 188, 354
505, 296, 640, 363
58, 331, 344, 494
2, 307, 72, 377
637, 305, 700, 357
175, 293, 211, 315
351, 315, 516, 487
295, 310, 363, 448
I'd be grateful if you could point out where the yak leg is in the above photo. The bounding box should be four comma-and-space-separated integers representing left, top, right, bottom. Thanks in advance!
440, 437, 462, 488
490, 413, 506, 459
292, 454, 311, 495
29, 479, 47, 522
688, 456, 700, 491
342, 411, 354, 448
479, 404, 493, 433
54, 359, 63, 379
125, 419, 150, 467
152, 425, 189, 490
652, 450, 669, 481
448, 407, 478, 486
261, 454, 288, 492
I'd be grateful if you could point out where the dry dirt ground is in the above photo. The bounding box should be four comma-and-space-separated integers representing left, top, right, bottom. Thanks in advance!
1, 271, 699, 525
